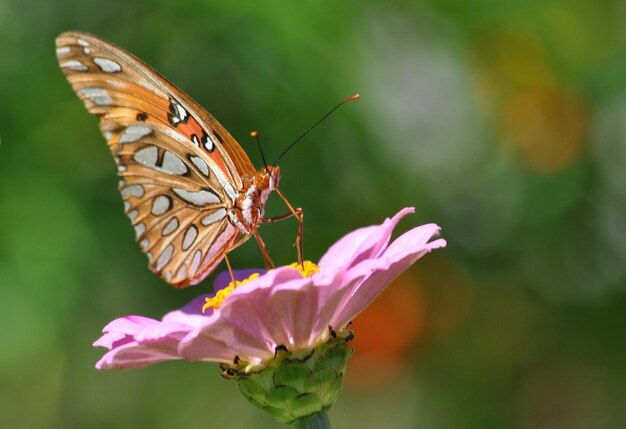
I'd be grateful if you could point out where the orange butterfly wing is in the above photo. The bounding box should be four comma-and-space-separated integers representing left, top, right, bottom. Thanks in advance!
56, 31, 255, 287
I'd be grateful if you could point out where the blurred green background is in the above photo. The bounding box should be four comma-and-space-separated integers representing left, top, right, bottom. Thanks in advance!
1, 0, 625, 428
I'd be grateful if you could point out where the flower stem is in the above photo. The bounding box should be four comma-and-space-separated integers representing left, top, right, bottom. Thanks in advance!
293, 412, 331, 429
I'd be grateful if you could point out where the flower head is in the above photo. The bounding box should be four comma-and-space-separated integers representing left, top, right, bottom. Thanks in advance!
95, 207, 446, 370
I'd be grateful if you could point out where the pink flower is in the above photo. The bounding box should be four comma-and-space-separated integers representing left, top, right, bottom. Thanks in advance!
94, 208, 446, 370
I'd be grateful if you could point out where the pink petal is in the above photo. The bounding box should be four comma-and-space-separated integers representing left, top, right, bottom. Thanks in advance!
180, 267, 314, 362
318, 208, 415, 272
96, 340, 183, 370
330, 224, 446, 329
162, 294, 213, 326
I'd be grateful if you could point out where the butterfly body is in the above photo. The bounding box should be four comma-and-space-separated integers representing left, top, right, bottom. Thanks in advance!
230, 166, 281, 234
56, 31, 286, 287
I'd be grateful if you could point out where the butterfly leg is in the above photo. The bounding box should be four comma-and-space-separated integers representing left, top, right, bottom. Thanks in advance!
224, 254, 236, 286
272, 188, 304, 266
253, 230, 276, 270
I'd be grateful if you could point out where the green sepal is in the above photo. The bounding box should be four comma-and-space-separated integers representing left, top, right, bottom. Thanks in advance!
230, 329, 354, 425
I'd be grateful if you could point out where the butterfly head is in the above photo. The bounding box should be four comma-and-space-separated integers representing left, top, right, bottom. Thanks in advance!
256, 165, 281, 192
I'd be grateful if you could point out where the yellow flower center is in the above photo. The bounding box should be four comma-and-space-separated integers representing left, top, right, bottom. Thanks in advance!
202, 261, 319, 313
288, 260, 320, 277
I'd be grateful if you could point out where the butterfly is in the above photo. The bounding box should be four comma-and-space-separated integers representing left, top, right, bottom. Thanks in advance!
55, 31, 304, 288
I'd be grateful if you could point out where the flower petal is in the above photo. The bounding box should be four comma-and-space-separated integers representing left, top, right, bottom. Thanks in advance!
96, 340, 183, 370
318, 208, 415, 272
180, 267, 315, 362
330, 224, 446, 329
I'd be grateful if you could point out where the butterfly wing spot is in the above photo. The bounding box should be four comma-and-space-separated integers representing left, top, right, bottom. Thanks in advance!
60, 59, 88, 71
213, 167, 238, 203
119, 125, 152, 144
182, 225, 198, 251
79, 87, 113, 105
136, 112, 148, 121
168, 99, 189, 126
134, 223, 146, 238
162, 151, 188, 176
121, 184, 144, 198
162, 217, 179, 236
190, 155, 210, 176
151, 195, 171, 216
173, 188, 220, 206
118, 164, 127, 173
201, 130, 217, 152
176, 264, 188, 279
56, 46, 71, 56
140, 238, 150, 251
77, 38, 89, 47
191, 134, 200, 147
201, 208, 227, 226
190, 250, 202, 275
128, 210, 139, 222
133, 145, 158, 165
156, 244, 174, 271
132, 146, 189, 176
93, 57, 122, 73
123, 201, 131, 212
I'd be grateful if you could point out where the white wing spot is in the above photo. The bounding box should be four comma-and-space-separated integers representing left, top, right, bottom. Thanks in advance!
151, 195, 171, 216
190, 250, 202, 276
79, 87, 113, 106
128, 210, 139, 222
213, 167, 238, 203
173, 188, 220, 206
61, 60, 88, 71
162, 151, 188, 175
176, 264, 187, 279
190, 156, 209, 176
119, 126, 152, 144
133, 145, 158, 165
133, 146, 187, 176
182, 225, 198, 251
94, 57, 122, 73
175, 103, 188, 121
162, 217, 179, 236
140, 238, 150, 251
56, 46, 71, 56
121, 184, 144, 198
123, 201, 131, 211
203, 132, 218, 152
83, 47, 90, 55
156, 244, 174, 271
134, 223, 146, 238
147, 252, 153, 263
201, 208, 227, 225
77, 38, 89, 46
118, 164, 127, 173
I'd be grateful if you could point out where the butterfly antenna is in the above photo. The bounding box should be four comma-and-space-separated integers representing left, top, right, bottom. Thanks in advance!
272, 93, 360, 166
250, 130, 269, 170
